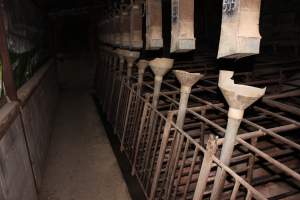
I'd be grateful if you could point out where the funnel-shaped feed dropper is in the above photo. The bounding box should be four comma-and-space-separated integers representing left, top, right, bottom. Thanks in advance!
137, 60, 149, 94
124, 50, 140, 80
211, 70, 266, 200
149, 58, 174, 108
174, 70, 204, 128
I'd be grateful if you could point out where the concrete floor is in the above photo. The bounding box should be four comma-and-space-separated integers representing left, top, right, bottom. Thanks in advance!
39, 91, 131, 200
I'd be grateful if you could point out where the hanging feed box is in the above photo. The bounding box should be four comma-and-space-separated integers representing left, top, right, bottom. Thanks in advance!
130, 3, 143, 49
218, 0, 262, 59
113, 13, 121, 47
170, 0, 195, 53
120, 7, 130, 48
145, 0, 163, 50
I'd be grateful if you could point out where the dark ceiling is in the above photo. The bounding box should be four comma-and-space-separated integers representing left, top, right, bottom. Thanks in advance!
31, 0, 109, 12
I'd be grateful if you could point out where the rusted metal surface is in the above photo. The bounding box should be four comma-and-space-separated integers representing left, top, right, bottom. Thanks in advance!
0, 3, 17, 101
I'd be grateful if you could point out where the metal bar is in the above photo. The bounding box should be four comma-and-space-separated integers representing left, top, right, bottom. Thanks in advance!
0, 4, 17, 101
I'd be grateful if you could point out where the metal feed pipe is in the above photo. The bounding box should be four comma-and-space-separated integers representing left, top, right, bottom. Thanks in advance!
149, 58, 174, 108
211, 70, 266, 200
136, 59, 149, 95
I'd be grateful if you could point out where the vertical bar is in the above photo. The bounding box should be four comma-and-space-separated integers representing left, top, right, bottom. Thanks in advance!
247, 137, 257, 183
193, 136, 218, 200
120, 89, 133, 151
182, 148, 199, 199
132, 96, 151, 175
0, 3, 17, 101
149, 112, 174, 200
230, 181, 241, 200
173, 139, 190, 198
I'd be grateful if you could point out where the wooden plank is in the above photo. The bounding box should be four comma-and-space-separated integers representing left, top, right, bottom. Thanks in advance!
20, 67, 59, 190
0, 115, 38, 200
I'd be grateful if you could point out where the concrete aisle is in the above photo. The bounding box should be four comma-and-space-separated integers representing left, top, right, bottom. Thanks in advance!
39, 91, 131, 200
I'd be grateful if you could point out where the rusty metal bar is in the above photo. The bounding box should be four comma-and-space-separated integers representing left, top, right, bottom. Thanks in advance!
0, 4, 17, 101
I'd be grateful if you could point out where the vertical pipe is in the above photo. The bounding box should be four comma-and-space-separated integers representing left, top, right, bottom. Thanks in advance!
152, 76, 162, 108
174, 70, 203, 129
164, 70, 202, 199
176, 88, 190, 128
137, 60, 149, 95
211, 70, 266, 199
119, 55, 125, 75
124, 51, 140, 82
0, 4, 17, 101
127, 61, 133, 79
210, 117, 242, 200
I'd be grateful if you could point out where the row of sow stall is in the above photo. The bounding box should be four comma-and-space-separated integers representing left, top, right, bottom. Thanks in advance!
96, 46, 300, 200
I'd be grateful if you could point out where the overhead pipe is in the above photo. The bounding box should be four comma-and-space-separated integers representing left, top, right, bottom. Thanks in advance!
218, 0, 262, 59
170, 0, 196, 53
210, 70, 266, 200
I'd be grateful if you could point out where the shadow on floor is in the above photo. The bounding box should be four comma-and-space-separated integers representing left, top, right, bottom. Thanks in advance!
93, 94, 146, 200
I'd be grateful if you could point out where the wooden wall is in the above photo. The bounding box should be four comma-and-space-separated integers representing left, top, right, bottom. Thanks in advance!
0, 60, 59, 199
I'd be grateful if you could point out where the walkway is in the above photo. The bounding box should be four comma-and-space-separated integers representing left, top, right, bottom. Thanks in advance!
39, 91, 131, 200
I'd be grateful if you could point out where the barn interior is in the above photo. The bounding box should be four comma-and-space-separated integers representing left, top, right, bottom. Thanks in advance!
0, 0, 299, 200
